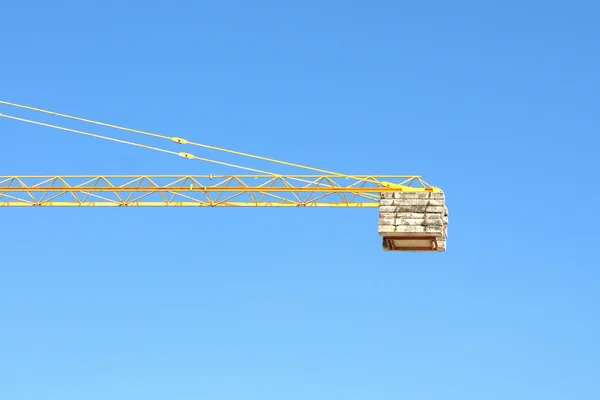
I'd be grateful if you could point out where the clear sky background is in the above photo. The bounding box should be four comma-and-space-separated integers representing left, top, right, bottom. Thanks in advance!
1, 1, 598, 399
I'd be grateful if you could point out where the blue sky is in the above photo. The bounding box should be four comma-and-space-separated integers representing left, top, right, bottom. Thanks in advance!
1, 1, 598, 399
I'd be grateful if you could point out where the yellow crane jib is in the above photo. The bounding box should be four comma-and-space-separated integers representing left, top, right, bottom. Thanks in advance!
0, 101, 448, 252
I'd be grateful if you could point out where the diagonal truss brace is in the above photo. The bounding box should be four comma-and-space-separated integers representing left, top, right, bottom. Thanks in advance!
0, 175, 440, 207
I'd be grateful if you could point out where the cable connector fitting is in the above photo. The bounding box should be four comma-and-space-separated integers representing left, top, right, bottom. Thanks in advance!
178, 152, 195, 160
172, 137, 189, 145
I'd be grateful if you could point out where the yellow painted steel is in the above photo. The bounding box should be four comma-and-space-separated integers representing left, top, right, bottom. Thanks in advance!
0, 113, 286, 177
1, 202, 381, 208
0, 101, 422, 188
0, 101, 444, 209
0, 175, 440, 207
0, 100, 382, 179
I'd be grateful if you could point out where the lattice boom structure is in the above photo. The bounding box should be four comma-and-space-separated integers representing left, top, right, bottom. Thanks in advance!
0, 100, 448, 252
0, 175, 440, 208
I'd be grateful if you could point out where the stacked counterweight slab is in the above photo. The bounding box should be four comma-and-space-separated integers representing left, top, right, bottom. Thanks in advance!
379, 192, 448, 252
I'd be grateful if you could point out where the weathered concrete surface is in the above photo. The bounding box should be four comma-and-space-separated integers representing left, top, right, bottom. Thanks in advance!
437, 239, 447, 251
382, 231, 447, 237
379, 210, 447, 219
379, 191, 448, 252
379, 205, 445, 213
392, 226, 444, 233
379, 225, 395, 233
380, 212, 445, 220
380, 199, 445, 207
397, 219, 444, 226
381, 192, 444, 200
378, 219, 443, 227
378, 226, 445, 236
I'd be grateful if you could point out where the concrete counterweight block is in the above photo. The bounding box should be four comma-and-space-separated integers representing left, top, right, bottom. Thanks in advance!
379, 191, 448, 252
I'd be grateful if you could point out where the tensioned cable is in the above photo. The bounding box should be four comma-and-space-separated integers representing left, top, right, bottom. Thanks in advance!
0, 113, 294, 176
0, 100, 384, 185
2, 112, 180, 154
0, 113, 381, 199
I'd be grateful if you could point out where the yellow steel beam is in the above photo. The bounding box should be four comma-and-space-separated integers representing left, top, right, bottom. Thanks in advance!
0, 175, 441, 207
4, 187, 423, 193
1, 202, 380, 208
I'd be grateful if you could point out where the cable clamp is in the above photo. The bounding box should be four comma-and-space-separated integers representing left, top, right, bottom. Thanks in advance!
172, 137, 189, 145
